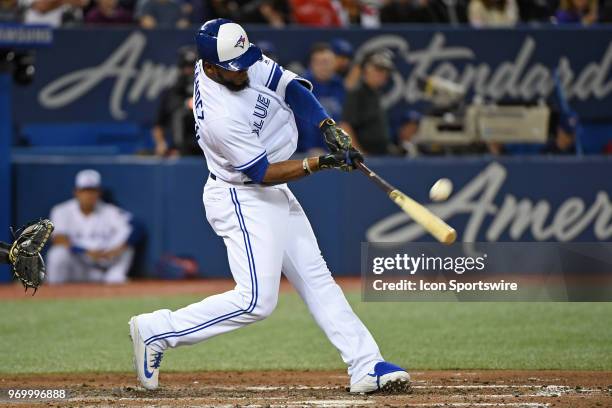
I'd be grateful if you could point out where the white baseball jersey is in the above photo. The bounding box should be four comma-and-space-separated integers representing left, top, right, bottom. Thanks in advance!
50, 199, 132, 251
193, 55, 312, 183
135, 45, 386, 388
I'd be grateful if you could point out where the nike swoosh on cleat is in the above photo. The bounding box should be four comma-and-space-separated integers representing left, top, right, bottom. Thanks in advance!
143, 349, 155, 379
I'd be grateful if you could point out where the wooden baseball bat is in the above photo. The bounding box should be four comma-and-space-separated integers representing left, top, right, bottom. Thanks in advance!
355, 161, 457, 244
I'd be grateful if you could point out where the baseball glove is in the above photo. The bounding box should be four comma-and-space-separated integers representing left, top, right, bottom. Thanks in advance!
9, 219, 54, 294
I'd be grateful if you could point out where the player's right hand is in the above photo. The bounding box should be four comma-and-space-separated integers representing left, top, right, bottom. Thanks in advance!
86, 250, 107, 261
155, 140, 169, 157
318, 148, 363, 172
320, 118, 352, 152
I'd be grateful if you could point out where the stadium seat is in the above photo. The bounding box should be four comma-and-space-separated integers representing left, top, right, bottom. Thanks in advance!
19, 122, 146, 154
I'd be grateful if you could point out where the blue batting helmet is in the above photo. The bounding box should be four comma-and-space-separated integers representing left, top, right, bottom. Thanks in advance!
196, 18, 262, 72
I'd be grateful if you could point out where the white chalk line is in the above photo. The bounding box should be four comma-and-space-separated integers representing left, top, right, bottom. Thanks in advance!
200, 384, 523, 391
408, 404, 549, 408
191, 384, 603, 394
61, 397, 375, 407
59, 393, 565, 406
414, 385, 535, 389
63, 401, 550, 408
51, 384, 603, 408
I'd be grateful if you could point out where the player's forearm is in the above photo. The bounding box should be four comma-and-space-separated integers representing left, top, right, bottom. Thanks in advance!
262, 158, 319, 184
102, 243, 129, 259
53, 235, 87, 255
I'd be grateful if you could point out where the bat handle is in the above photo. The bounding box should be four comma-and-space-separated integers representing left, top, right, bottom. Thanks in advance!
354, 161, 396, 195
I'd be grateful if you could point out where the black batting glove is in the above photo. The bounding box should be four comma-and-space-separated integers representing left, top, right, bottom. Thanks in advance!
318, 148, 363, 172
348, 147, 364, 165
320, 118, 352, 153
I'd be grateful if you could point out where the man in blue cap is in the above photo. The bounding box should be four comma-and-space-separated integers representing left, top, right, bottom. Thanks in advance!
299, 42, 346, 153
128, 18, 410, 395
331, 37, 361, 89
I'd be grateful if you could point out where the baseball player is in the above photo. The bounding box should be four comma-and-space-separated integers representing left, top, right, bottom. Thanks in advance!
129, 19, 410, 394
46, 169, 134, 284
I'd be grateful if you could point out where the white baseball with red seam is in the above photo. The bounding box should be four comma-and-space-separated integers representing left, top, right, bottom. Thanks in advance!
429, 178, 453, 202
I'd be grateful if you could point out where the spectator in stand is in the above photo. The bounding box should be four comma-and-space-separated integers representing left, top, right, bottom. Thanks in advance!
0, 0, 21, 21
379, 0, 403, 23
139, 0, 188, 28
542, 114, 578, 154
468, 0, 519, 27
177, 0, 205, 25
341, 50, 399, 156
290, 0, 342, 26
516, 0, 556, 22
601, 0, 612, 22
205, 0, 234, 19
152, 46, 200, 157
338, 0, 360, 25
303, 43, 345, 122
437, 0, 470, 23
242, 0, 288, 27
85, 0, 132, 24
20, 0, 88, 26
331, 38, 361, 90
206, 0, 288, 27
337, 0, 382, 27
381, 0, 447, 23
298, 43, 346, 154
331, 38, 352, 79
397, 110, 423, 158
554, 0, 598, 24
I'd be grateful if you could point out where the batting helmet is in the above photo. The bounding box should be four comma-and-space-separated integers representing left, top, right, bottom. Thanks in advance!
196, 18, 262, 72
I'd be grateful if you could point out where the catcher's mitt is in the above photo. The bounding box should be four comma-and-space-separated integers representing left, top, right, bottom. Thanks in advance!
9, 219, 54, 294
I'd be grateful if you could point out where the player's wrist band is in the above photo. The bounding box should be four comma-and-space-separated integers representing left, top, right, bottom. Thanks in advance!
319, 118, 335, 129
303, 158, 312, 175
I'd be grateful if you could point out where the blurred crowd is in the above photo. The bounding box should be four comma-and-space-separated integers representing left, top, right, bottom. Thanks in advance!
154, 38, 587, 159
2, 0, 607, 158
1, 0, 612, 28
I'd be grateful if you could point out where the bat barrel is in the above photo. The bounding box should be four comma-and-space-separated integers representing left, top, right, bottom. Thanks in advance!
355, 161, 456, 244
389, 190, 457, 245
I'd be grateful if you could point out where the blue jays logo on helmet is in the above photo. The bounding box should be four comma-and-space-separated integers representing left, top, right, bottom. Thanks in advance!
234, 35, 246, 49
196, 19, 262, 72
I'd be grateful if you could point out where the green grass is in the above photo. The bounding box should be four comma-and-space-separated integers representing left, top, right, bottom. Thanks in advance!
1, 293, 611, 373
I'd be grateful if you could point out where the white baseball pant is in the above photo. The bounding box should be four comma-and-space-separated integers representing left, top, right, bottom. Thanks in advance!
46, 246, 133, 284
137, 177, 383, 384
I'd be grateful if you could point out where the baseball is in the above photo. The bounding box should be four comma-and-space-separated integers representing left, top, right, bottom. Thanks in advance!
429, 178, 453, 202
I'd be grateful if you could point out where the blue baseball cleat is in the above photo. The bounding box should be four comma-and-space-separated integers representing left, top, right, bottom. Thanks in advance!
350, 362, 411, 393
129, 316, 164, 390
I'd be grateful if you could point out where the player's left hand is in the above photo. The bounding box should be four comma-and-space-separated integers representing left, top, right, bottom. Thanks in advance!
320, 118, 352, 152
318, 148, 363, 172
9, 219, 54, 294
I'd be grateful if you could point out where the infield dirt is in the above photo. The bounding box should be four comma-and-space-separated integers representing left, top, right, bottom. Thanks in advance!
1, 370, 611, 407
